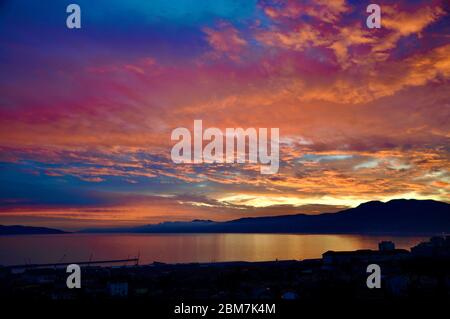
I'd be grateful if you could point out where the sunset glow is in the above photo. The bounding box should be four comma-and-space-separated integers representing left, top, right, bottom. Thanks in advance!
0, 0, 449, 229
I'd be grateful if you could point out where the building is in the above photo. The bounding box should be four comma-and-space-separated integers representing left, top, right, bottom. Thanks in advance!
378, 241, 395, 251
281, 291, 299, 300
107, 282, 128, 297
411, 235, 450, 257
322, 249, 410, 265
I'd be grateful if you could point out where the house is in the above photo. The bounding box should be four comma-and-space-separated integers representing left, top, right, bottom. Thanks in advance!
322, 249, 410, 265
378, 241, 395, 251
281, 291, 298, 300
107, 282, 128, 297
411, 236, 450, 257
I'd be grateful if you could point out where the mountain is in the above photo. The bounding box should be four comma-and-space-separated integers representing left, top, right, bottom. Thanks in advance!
81, 219, 216, 233
0, 225, 68, 235
81, 199, 450, 235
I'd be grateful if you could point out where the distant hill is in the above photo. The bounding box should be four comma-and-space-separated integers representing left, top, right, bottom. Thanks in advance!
81, 199, 450, 235
0, 225, 67, 235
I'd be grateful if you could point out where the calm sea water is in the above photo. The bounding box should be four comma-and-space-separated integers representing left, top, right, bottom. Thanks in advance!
0, 233, 426, 266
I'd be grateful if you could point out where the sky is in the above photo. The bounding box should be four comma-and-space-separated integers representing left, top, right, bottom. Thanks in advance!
0, 0, 449, 230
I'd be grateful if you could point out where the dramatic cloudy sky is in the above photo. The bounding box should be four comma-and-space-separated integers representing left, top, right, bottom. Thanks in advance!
0, 0, 449, 229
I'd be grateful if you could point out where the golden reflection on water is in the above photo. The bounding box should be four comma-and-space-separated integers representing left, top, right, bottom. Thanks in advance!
0, 233, 426, 265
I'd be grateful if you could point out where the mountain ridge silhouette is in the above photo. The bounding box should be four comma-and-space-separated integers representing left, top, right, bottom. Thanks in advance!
79, 199, 450, 234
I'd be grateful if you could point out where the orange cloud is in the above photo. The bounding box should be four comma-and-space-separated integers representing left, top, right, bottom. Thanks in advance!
203, 23, 247, 61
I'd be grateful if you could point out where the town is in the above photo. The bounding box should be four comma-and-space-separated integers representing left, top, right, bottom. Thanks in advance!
1, 236, 449, 302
